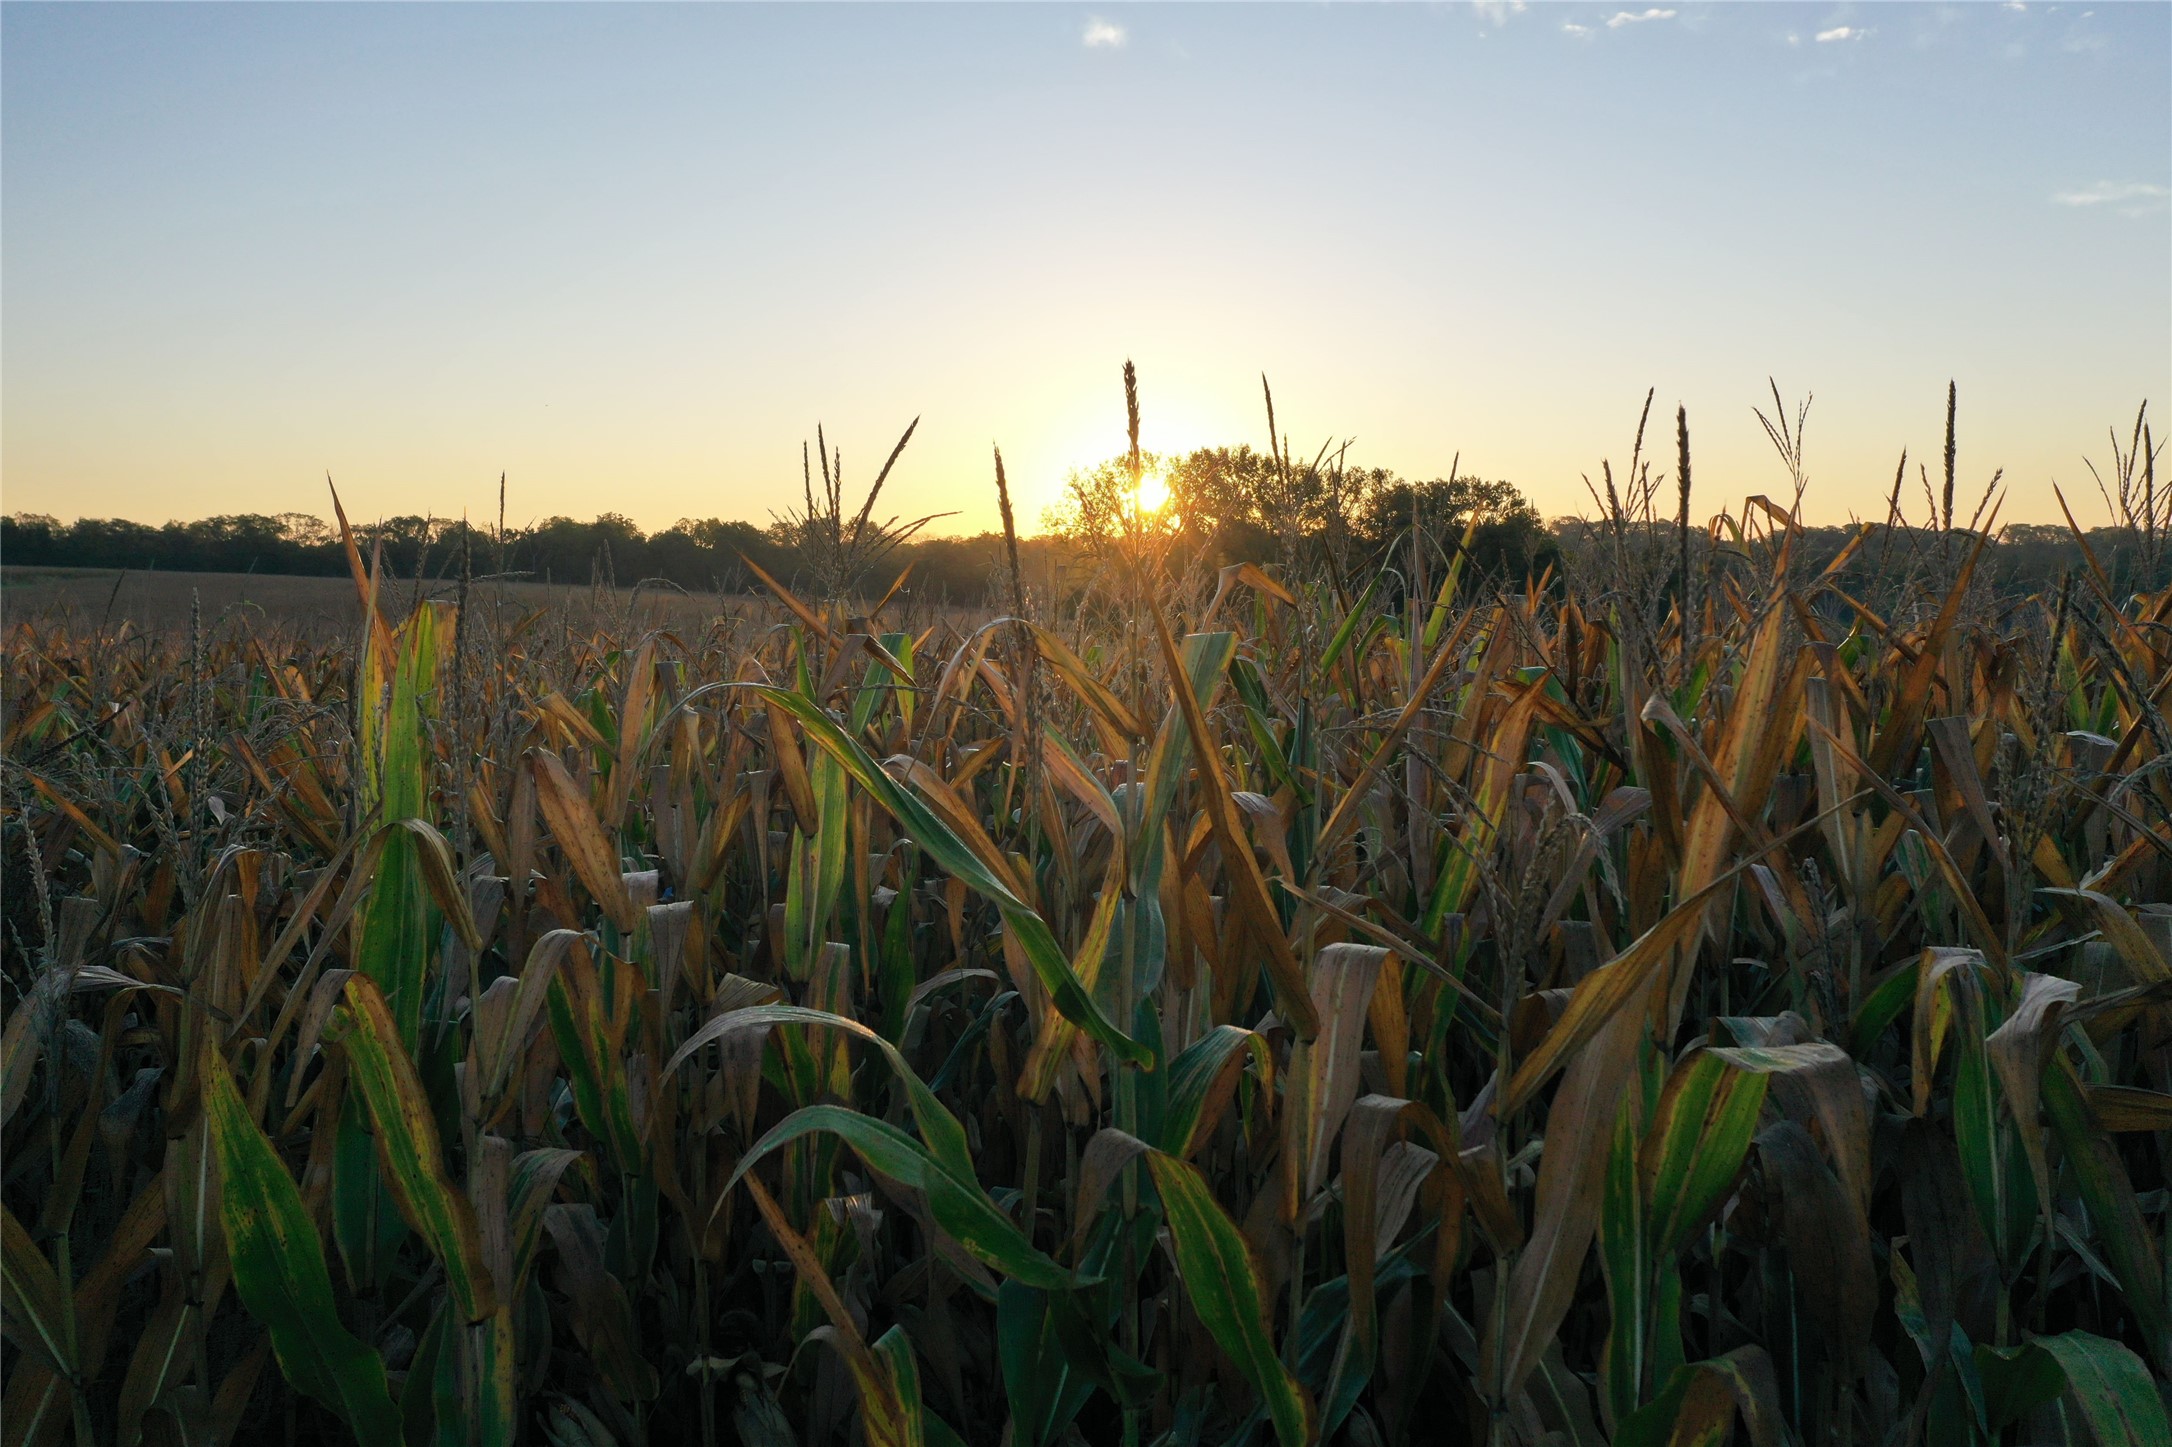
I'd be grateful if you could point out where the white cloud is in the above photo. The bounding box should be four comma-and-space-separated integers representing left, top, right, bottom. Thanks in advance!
1082, 16, 1125, 48
1561, 20, 1593, 37
1816, 25, 1865, 42
1473, 1, 1528, 26
2054, 181, 2171, 207
2002, 1, 2026, 10
1605, 8, 1675, 27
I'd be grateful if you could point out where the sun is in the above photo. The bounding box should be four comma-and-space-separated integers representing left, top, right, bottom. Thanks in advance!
1134, 468, 1170, 515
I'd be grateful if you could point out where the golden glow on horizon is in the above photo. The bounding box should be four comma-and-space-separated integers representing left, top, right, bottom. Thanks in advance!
0, 355, 2155, 537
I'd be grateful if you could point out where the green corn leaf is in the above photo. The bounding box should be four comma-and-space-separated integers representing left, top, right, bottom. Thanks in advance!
1040, 1214, 1166, 1411
1975, 1329, 2172, 1444
680, 1007, 1070, 1288
1916, 954, 2025, 1267
354, 603, 441, 1049
1159, 1025, 1272, 1159
200, 1042, 401, 1447
331, 1089, 405, 1296
507, 1147, 585, 1295
1072, 1129, 1313, 1447
753, 686, 1150, 1067
1421, 516, 1482, 650
780, 748, 850, 981
1144, 1149, 1314, 1447
1135, 630, 1240, 866
1229, 655, 1297, 794
333, 974, 496, 1323
1319, 564, 1387, 678
997, 1282, 1097, 1447
740, 1105, 1068, 1288
1641, 1051, 1771, 1258
543, 944, 649, 1173
1849, 959, 1918, 1058
399, 1304, 453, 1447
852, 633, 916, 733
2041, 1058, 2171, 1373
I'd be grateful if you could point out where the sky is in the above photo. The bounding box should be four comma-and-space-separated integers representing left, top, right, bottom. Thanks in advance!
3, 2, 2167, 536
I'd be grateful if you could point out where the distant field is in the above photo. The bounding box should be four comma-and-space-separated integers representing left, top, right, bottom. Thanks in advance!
1, 565, 757, 636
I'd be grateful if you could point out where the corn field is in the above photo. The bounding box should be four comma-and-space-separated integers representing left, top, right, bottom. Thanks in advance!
4, 474, 2171, 1447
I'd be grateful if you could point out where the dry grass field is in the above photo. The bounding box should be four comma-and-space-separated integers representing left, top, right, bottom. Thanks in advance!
1, 567, 759, 641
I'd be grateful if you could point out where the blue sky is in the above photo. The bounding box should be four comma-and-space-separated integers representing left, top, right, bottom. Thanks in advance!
4, 2, 2166, 533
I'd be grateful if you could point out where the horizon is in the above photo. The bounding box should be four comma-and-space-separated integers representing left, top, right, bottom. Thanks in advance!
7, 450, 2168, 542
4, 2, 2167, 535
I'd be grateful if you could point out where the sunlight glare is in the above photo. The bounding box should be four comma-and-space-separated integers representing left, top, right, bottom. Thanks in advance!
1134, 468, 1170, 515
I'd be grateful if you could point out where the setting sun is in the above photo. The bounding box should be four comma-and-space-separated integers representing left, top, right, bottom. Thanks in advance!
1134, 468, 1170, 515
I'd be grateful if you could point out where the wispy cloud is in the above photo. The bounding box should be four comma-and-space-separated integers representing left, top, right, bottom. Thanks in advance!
1472, 1, 1528, 26
1561, 20, 1593, 38
1605, 8, 1676, 28
1816, 26, 1865, 42
2001, 1, 2027, 10
1082, 16, 1126, 49
2054, 180, 2171, 209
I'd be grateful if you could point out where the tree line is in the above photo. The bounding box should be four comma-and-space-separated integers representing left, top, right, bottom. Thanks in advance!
0, 447, 1560, 604
3, 449, 2161, 607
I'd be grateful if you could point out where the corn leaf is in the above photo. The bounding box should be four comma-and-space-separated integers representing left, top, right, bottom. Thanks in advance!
753, 687, 1150, 1067
200, 1041, 401, 1447
333, 974, 496, 1323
